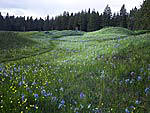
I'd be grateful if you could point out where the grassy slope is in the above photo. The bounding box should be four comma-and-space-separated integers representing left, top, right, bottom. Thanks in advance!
0, 28, 150, 113
0, 30, 83, 63
87, 27, 134, 35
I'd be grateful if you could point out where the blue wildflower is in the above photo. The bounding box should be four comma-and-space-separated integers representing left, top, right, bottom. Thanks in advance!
130, 106, 135, 109
135, 100, 141, 104
58, 79, 62, 83
119, 80, 123, 85
125, 108, 130, 113
137, 76, 142, 81
80, 92, 85, 99
125, 79, 130, 83
22, 76, 25, 81
19, 81, 23, 86
145, 88, 150, 94
21, 94, 25, 101
118, 36, 121, 41
61, 99, 65, 105
58, 99, 65, 109
0, 67, 2, 72
130, 72, 135, 76
32, 81, 36, 85
4, 72, 8, 77
41, 90, 47, 96
46, 82, 48, 86
34, 94, 38, 99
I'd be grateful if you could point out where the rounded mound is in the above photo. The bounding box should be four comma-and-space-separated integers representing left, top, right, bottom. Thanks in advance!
88, 27, 134, 35
0, 32, 37, 50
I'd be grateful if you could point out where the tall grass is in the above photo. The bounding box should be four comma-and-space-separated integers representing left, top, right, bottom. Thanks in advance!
0, 28, 150, 113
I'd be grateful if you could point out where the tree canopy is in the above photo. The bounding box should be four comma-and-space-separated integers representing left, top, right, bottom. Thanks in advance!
0, 0, 149, 31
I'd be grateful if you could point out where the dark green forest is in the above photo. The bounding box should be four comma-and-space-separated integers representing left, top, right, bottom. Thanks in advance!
0, 0, 149, 31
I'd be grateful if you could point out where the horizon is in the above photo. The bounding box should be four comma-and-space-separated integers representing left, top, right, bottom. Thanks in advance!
0, 0, 143, 19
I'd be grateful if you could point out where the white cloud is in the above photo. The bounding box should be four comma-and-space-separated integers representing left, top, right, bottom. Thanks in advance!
0, 0, 143, 18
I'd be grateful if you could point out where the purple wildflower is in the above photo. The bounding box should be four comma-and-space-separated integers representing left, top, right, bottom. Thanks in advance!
135, 100, 141, 104
21, 94, 25, 101
34, 94, 38, 99
61, 99, 65, 104
80, 92, 85, 99
58, 99, 65, 109
125, 79, 130, 83
145, 88, 150, 94
137, 76, 142, 81
125, 108, 130, 113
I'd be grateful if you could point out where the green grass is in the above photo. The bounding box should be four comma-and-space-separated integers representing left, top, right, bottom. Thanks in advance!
0, 32, 37, 50
87, 27, 134, 36
47, 30, 84, 38
134, 30, 150, 35
0, 28, 150, 113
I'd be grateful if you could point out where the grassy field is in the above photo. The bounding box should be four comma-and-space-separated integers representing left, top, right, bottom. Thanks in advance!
0, 27, 150, 113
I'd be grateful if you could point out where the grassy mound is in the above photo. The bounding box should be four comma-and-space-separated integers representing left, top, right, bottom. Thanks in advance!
0, 32, 55, 63
134, 30, 150, 35
47, 30, 84, 38
87, 27, 134, 36
0, 32, 37, 50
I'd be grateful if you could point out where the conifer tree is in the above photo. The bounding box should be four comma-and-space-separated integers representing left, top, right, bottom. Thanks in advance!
102, 5, 112, 27
79, 10, 88, 31
0, 12, 4, 30
120, 4, 128, 28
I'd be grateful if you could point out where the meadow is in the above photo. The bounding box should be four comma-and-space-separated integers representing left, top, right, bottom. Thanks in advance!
0, 27, 150, 113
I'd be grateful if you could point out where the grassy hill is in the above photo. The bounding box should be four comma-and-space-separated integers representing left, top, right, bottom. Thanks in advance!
0, 32, 37, 50
0, 28, 150, 113
87, 27, 134, 35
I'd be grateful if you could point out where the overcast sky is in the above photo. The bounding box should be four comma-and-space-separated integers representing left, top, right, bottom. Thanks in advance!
0, 0, 143, 19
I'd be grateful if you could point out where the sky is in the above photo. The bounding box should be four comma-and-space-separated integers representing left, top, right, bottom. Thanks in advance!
0, 0, 144, 19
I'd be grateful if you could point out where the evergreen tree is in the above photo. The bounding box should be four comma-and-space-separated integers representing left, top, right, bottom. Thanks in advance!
79, 10, 88, 31
120, 4, 128, 28
102, 5, 112, 27
139, 0, 150, 29
38, 18, 44, 31
50, 17, 54, 30
128, 7, 138, 30
87, 9, 100, 31
111, 12, 120, 27
68, 13, 74, 30
54, 16, 63, 30
61, 11, 69, 30
33, 18, 39, 31
0, 1, 149, 31
4, 13, 11, 30
43, 15, 50, 31
0, 12, 4, 30
74, 12, 80, 31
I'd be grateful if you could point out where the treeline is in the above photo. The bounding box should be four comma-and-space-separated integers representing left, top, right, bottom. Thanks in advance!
0, 0, 149, 31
